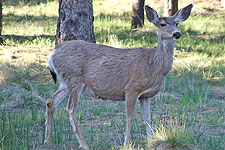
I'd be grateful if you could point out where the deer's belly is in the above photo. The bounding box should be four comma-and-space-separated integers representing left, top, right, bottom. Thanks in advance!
138, 87, 161, 99
83, 85, 125, 101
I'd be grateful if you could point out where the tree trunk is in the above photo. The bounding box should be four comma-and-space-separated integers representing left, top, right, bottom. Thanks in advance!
164, 0, 178, 16
131, 0, 145, 29
56, 0, 95, 46
0, 0, 2, 44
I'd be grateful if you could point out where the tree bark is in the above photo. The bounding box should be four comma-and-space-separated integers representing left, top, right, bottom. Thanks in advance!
56, 0, 95, 46
0, 0, 2, 44
131, 0, 145, 29
164, 0, 178, 16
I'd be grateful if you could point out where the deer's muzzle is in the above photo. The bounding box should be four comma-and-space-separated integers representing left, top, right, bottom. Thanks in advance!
172, 32, 181, 40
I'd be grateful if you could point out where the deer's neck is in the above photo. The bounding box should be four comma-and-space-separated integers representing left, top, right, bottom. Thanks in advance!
156, 31, 175, 75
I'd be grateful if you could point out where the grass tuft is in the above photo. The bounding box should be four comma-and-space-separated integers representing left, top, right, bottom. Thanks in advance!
148, 123, 192, 150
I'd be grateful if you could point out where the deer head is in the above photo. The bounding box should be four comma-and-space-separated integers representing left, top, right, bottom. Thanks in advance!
145, 4, 193, 40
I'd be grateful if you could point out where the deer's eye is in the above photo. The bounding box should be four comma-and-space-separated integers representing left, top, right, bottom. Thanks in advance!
160, 23, 166, 27
176, 23, 179, 26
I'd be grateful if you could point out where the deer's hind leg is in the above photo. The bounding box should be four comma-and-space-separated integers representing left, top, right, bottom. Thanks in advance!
67, 83, 89, 150
45, 84, 69, 144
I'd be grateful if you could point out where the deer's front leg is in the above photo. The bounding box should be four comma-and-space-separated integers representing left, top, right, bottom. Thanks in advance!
124, 92, 138, 146
140, 98, 151, 137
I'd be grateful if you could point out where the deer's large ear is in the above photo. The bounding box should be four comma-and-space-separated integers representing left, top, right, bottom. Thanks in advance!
174, 4, 193, 22
145, 5, 159, 26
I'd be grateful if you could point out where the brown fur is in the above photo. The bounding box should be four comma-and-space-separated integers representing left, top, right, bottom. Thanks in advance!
44, 4, 193, 149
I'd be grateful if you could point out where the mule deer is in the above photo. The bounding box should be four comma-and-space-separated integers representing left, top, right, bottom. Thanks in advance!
44, 4, 193, 149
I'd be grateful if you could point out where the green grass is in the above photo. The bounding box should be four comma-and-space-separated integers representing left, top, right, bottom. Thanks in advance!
0, 0, 225, 149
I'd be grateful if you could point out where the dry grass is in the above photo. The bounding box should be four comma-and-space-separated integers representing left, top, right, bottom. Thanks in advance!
148, 123, 192, 150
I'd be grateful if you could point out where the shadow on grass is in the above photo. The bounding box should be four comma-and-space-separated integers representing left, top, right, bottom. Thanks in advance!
3, 0, 54, 6
192, 7, 225, 17
3, 13, 58, 24
95, 12, 131, 22
3, 34, 55, 45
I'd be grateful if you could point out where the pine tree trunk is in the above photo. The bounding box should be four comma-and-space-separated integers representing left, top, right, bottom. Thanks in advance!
0, 0, 2, 44
164, 0, 178, 16
131, 0, 145, 29
56, 0, 95, 46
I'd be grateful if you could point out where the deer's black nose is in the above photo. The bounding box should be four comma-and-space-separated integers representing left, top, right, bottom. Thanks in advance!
172, 32, 181, 40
